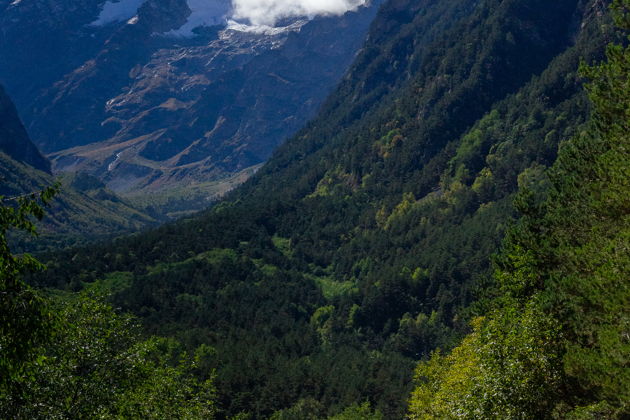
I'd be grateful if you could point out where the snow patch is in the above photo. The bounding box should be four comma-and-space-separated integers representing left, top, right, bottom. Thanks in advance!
167, 0, 231, 37
108, 152, 123, 172
91, 0, 146, 26
225, 18, 306, 35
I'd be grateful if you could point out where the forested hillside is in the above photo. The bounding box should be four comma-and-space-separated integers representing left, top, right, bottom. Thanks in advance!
0, 190, 216, 418
409, 1, 629, 416
27, 0, 627, 418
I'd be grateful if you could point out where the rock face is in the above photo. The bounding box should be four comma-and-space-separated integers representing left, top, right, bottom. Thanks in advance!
0, 85, 50, 173
0, 0, 379, 193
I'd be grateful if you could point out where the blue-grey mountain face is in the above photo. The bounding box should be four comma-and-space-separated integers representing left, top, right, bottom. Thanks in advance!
0, 85, 156, 249
0, 85, 50, 173
0, 0, 379, 194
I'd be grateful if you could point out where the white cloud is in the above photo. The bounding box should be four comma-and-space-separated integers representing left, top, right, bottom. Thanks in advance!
93, 0, 366, 35
231, 0, 366, 26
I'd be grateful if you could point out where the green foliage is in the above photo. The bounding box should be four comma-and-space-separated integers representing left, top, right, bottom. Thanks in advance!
3, 295, 216, 419
328, 402, 383, 420
270, 398, 327, 420
408, 1, 630, 417
269, 400, 384, 420
0, 186, 215, 418
83, 271, 134, 294
408, 320, 483, 419
409, 307, 564, 419
0, 184, 58, 398
310, 275, 357, 300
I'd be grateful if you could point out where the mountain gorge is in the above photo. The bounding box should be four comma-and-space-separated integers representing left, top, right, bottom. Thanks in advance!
31, 0, 628, 418
0, 0, 379, 207
3, 0, 628, 418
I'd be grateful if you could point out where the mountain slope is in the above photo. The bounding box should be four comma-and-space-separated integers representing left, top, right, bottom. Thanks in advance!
0, 85, 49, 173
0, 0, 380, 201
409, 3, 630, 415
0, 86, 155, 252
39, 0, 614, 417
2, 160, 156, 253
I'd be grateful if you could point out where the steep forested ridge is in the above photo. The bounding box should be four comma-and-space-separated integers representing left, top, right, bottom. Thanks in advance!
33, 0, 623, 418
409, 1, 629, 416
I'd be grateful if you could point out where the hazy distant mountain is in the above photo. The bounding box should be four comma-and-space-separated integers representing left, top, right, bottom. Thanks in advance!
0, 0, 380, 200
0, 85, 155, 251
0, 85, 50, 173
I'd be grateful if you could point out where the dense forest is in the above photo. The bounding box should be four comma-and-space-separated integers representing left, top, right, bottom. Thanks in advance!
409, 0, 630, 417
1, 0, 628, 418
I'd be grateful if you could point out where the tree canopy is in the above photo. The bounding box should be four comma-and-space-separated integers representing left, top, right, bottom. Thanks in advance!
0, 187, 216, 418
408, 1, 630, 417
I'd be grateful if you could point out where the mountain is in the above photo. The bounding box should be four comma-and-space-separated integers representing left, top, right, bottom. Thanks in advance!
0, 85, 50, 173
36, 0, 620, 418
0, 0, 380, 205
0, 85, 155, 252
